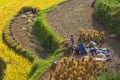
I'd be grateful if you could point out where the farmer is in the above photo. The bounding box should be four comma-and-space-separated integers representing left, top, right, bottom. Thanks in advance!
70, 35, 74, 45
77, 42, 87, 55
50, 61, 58, 72
67, 35, 74, 54
89, 41, 97, 57
31, 7, 36, 14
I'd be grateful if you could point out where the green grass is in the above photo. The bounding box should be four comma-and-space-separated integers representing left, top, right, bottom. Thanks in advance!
94, 0, 120, 36
97, 72, 120, 80
34, 8, 61, 52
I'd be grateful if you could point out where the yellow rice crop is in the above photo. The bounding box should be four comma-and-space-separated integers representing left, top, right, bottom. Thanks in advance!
0, 0, 11, 7
0, 0, 62, 80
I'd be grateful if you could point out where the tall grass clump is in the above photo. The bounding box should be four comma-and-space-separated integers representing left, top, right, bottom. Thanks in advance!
34, 6, 61, 52
94, 0, 120, 36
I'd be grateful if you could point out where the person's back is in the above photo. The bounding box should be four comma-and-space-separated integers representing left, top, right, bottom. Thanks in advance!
89, 41, 97, 57
78, 43, 87, 55
67, 35, 74, 54
50, 61, 57, 72
70, 35, 74, 45
68, 40, 72, 48
89, 41, 96, 48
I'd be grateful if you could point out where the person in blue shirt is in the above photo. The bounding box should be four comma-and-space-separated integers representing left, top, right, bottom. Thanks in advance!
77, 42, 87, 55
89, 41, 97, 57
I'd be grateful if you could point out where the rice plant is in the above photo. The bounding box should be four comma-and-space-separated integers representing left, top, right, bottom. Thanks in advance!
50, 54, 107, 80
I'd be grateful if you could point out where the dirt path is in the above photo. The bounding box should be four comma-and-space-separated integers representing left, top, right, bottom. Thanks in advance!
46, 0, 120, 73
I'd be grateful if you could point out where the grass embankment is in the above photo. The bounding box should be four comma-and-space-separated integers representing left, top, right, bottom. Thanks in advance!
34, 8, 61, 52
29, 1, 67, 79
0, 0, 64, 80
94, 0, 120, 36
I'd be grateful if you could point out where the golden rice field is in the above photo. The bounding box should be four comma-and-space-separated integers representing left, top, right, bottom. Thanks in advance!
0, 0, 62, 80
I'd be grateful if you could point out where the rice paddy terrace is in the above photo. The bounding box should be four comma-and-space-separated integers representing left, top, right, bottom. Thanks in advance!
2, 0, 120, 80
0, 0, 62, 80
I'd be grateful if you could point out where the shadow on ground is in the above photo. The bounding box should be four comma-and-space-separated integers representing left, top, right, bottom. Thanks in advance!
0, 58, 6, 80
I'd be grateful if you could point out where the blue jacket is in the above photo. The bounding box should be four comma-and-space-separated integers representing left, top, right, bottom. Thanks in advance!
78, 43, 87, 55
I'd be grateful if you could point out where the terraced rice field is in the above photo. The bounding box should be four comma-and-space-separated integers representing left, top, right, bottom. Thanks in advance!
0, 0, 62, 80
1, 0, 120, 80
